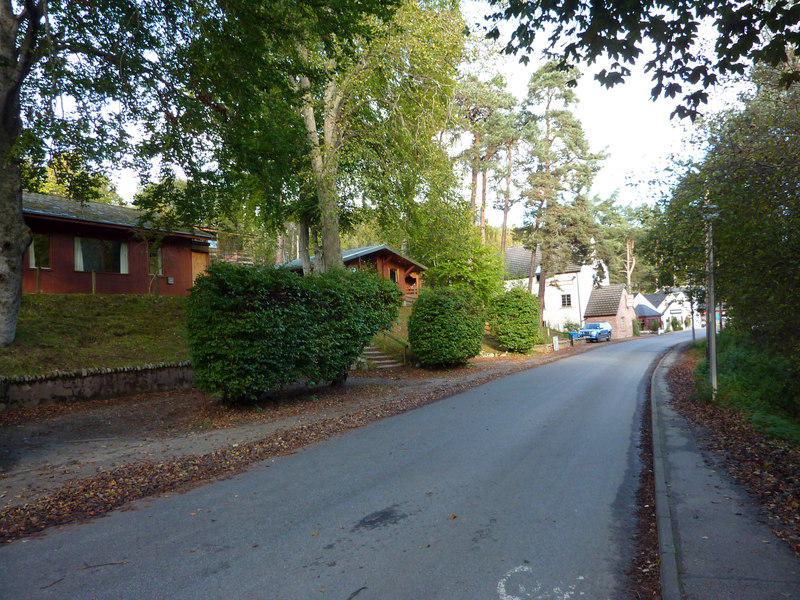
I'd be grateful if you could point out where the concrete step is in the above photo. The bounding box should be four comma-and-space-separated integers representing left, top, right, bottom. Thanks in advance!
362, 346, 404, 369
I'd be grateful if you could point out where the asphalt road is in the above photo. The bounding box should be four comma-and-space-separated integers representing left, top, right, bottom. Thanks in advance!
0, 331, 698, 600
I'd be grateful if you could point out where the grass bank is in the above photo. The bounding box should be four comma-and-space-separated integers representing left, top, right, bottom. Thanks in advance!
692, 332, 800, 443
0, 294, 189, 377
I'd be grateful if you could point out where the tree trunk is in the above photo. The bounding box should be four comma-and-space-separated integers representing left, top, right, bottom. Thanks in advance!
297, 74, 344, 273
311, 225, 323, 273
0, 145, 31, 346
0, 12, 36, 345
275, 231, 285, 266
298, 217, 312, 275
469, 132, 479, 223
537, 247, 547, 328
480, 167, 488, 245
500, 144, 512, 254
527, 246, 537, 293
624, 237, 636, 289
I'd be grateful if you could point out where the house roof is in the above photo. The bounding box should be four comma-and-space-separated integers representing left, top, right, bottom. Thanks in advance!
643, 292, 669, 308
635, 304, 662, 318
282, 244, 426, 271
22, 191, 214, 239
503, 245, 582, 279
584, 284, 628, 318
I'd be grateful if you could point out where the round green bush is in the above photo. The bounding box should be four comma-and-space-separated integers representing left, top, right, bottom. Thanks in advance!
408, 286, 485, 367
487, 289, 542, 352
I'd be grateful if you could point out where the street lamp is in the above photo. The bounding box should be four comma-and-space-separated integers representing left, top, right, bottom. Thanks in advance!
702, 204, 720, 400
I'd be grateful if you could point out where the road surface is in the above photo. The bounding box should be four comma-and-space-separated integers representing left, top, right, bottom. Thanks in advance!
0, 331, 698, 599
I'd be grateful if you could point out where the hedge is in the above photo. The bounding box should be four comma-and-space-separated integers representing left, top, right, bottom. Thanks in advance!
408, 286, 485, 367
487, 289, 542, 353
186, 263, 402, 402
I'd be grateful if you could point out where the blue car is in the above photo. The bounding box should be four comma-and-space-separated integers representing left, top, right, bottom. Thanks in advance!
579, 321, 612, 342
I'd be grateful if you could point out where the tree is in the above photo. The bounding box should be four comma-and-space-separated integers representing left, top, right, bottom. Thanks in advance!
1, 0, 195, 346
654, 62, 800, 356
486, 0, 800, 119
24, 152, 123, 205
516, 62, 602, 320
453, 74, 513, 231
148, 0, 463, 274
592, 196, 657, 290
0, 0, 403, 345
491, 106, 527, 254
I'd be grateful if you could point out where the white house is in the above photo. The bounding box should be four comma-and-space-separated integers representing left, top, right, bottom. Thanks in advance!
634, 289, 703, 331
503, 245, 610, 331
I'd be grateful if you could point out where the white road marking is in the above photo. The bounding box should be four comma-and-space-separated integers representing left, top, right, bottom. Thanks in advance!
497, 565, 584, 600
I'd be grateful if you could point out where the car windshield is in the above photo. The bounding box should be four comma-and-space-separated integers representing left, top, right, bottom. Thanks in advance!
584, 324, 601, 329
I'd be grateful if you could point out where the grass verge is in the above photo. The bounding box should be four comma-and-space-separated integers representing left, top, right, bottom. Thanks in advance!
692, 333, 800, 443
0, 293, 189, 377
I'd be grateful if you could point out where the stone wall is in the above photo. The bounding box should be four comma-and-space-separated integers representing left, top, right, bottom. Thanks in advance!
0, 363, 195, 411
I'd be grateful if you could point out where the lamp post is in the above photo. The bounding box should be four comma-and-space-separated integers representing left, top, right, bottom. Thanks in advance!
703, 205, 719, 400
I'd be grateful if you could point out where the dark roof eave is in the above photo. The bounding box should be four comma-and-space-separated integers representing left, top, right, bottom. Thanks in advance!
24, 211, 213, 240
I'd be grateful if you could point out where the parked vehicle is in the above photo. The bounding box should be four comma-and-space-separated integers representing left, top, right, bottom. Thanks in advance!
579, 321, 612, 342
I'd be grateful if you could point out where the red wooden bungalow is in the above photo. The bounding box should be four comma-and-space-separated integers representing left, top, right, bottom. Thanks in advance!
22, 191, 214, 295
283, 244, 426, 304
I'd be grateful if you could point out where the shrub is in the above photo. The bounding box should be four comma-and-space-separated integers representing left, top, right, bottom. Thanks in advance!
695, 331, 800, 439
650, 320, 660, 333
408, 286, 485, 367
632, 319, 641, 336
186, 263, 402, 403
670, 316, 682, 331
487, 289, 542, 353
563, 320, 581, 333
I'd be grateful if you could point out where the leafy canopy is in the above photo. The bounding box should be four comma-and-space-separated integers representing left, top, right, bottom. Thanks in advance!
485, 0, 800, 118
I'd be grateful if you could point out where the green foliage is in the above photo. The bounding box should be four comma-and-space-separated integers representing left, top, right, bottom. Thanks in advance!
670, 316, 682, 331
632, 319, 640, 336
695, 332, 800, 442
486, 0, 800, 119
487, 289, 543, 352
23, 152, 123, 205
592, 196, 657, 290
423, 243, 505, 307
408, 287, 485, 367
187, 263, 402, 402
563, 320, 581, 333
654, 64, 800, 360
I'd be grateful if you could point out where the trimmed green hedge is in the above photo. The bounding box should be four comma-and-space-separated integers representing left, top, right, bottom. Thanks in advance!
186, 263, 403, 402
408, 286, 485, 367
487, 289, 542, 352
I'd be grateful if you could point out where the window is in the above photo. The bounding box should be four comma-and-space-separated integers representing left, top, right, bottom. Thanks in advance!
561, 294, 572, 307
149, 245, 162, 276
389, 268, 399, 284
28, 233, 51, 268
74, 237, 128, 274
